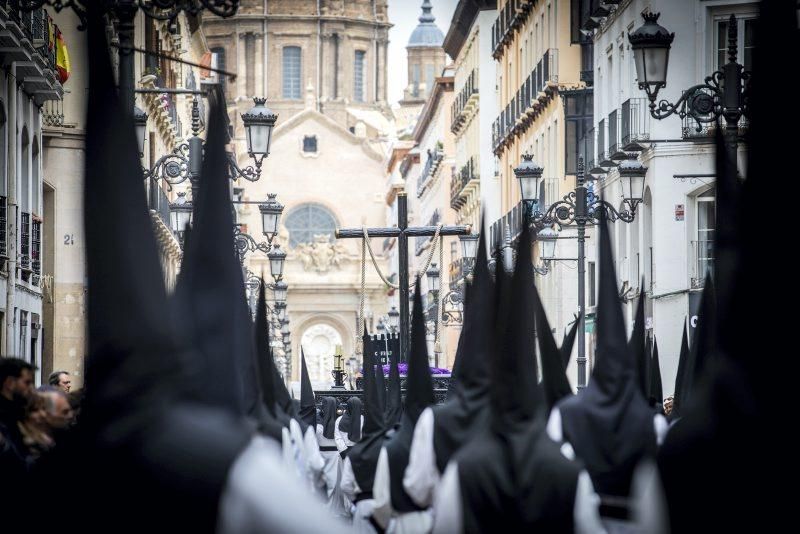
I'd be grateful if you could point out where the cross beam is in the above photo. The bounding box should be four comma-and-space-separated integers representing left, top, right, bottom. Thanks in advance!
336, 193, 471, 363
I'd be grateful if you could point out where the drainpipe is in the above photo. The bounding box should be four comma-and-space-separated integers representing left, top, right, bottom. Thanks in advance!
6, 64, 17, 356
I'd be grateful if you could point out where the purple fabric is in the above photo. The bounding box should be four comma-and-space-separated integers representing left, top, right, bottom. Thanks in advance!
361, 364, 451, 376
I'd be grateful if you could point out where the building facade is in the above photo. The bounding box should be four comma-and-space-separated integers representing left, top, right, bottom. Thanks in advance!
40, 9, 208, 388
584, 0, 754, 395
203, 1, 394, 385
1, 5, 64, 383
488, 0, 586, 385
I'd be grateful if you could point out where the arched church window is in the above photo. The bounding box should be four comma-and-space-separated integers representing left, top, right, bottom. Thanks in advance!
284, 203, 338, 248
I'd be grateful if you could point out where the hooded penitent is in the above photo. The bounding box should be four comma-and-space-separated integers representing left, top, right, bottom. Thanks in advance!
669, 324, 690, 421
556, 212, 656, 500
649, 338, 663, 410
383, 283, 437, 512
431, 228, 493, 472
658, 7, 796, 528
339, 397, 363, 443
348, 329, 388, 493
385, 346, 403, 426
77, 13, 252, 532
455, 221, 581, 532
320, 397, 338, 439
534, 291, 574, 413
299, 349, 317, 430
630, 290, 650, 400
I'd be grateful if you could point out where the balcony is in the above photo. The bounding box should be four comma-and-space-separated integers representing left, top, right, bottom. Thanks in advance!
147, 177, 173, 234
489, 203, 525, 256
450, 69, 479, 135
415, 211, 442, 256
450, 156, 479, 211
491, 0, 536, 60
31, 219, 41, 286
0, 4, 64, 104
492, 49, 559, 155
689, 240, 714, 290
620, 98, 650, 151
19, 212, 31, 282
416, 146, 444, 198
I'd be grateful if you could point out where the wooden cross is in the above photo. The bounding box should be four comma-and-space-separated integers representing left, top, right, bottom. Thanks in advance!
336, 193, 471, 363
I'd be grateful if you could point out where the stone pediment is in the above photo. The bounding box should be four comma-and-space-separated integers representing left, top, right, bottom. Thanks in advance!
271, 108, 384, 162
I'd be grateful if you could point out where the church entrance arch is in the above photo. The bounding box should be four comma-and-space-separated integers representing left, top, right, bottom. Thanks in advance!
300, 322, 344, 386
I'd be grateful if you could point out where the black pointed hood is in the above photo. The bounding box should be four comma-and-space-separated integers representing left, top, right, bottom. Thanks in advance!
451, 224, 493, 399
670, 323, 690, 420
173, 96, 256, 416
680, 276, 717, 414
82, 12, 183, 433
453, 221, 582, 531
556, 213, 656, 498
430, 227, 494, 470
560, 316, 579, 370
347, 333, 387, 493
534, 290, 573, 412
299, 349, 316, 429
404, 283, 436, 423
649, 338, 663, 409
491, 220, 540, 429
254, 281, 277, 417
385, 345, 403, 426
630, 288, 649, 399
320, 396, 338, 439
78, 16, 251, 531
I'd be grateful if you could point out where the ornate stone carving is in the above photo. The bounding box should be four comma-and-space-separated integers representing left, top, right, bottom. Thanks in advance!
295, 234, 348, 273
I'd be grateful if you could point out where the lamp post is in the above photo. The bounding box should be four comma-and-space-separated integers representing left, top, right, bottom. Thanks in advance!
629, 11, 749, 167
438, 232, 480, 326
331, 345, 347, 390
515, 155, 646, 388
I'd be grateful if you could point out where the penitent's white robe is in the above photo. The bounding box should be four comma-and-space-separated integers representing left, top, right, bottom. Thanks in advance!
340, 456, 379, 534
217, 436, 351, 534
373, 446, 433, 533
317, 423, 343, 500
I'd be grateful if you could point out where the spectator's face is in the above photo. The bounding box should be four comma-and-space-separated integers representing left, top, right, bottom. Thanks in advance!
11, 369, 34, 401
28, 395, 48, 428
57, 374, 72, 393
46, 395, 74, 429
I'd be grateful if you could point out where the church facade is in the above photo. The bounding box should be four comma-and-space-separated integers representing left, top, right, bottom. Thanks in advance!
202, 0, 393, 385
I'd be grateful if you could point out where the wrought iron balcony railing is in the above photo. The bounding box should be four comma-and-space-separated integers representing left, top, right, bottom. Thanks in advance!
417, 148, 444, 198
620, 97, 650, 151
450, 156, 478, 210
0, 196, 6, 258
450, 69, 478, 134
493, 49, 559, 154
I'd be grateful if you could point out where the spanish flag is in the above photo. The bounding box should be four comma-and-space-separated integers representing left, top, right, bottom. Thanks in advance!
56, 26, 70, 84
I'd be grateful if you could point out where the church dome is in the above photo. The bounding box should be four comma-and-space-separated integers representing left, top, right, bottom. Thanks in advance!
407, 0, 444, 48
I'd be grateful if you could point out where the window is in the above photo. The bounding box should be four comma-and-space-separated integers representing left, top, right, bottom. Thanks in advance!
284, 203, 338, 248
354, 50, 365, 102
283, 46, 302, 100
210, 46, 226, 93
588, 262, 596, 307
564, 89, 594, 174
303, 135, 318, 153
32, 138, 39, 214
696, 187, 716, 283
715, 17, 755, 72
412, 63, 421, 97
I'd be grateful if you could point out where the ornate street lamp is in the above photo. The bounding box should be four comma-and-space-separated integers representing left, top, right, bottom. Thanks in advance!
274, 301, 287, 322
515, 154, 544, 209
170, 192, 193, 238
459, 234, 479, 263
268, 244, 287, 282
387, 306, 400, 332
259, 193, 284, 240
272, 280, 288, 304
281, 322, 290, 345
241, 97, 277, 171
629, 12, 750, 165
537, 226, 559, 262
617, 158, 648, 210
629, 12, 675, 104
426, 263, 441, 294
